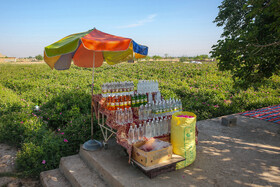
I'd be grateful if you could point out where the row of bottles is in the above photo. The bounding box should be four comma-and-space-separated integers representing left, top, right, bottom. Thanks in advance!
137, 80, 159, 94
127, 117, 171, 144
105, 95, 131, 111
102, 81, 134, 97
115, 108, 133, 125
131, 93, 148, 107
138, 98, 183, 120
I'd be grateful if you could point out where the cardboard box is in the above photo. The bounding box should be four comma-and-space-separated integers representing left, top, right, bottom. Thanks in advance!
132, 141, 173, 167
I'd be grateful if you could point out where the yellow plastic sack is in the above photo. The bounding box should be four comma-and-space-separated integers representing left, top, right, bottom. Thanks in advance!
171, 111, 196, 169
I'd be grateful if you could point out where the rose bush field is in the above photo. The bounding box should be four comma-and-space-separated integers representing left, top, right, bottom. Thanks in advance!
0, 61, 279, 176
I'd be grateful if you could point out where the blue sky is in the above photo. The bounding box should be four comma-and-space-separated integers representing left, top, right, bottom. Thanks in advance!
0, 0, 223, 58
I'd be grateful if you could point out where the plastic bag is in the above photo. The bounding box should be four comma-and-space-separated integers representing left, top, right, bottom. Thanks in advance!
139, 138, 170, 152
171, 111, 196, 169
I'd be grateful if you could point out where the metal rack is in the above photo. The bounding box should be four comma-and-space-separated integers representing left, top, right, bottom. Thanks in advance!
98, 110, 116, 146
92, 97, 117, 148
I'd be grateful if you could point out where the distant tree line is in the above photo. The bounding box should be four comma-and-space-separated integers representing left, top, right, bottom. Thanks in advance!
179, 55, 209, 62
142, 54, 210, 62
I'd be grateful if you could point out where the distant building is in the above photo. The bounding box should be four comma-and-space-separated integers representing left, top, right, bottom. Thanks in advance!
0, 53, 17, 62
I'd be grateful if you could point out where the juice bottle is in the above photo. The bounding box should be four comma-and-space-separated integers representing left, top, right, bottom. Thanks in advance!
144, 93, 147, 105
127, 95, 131, 109
136, 94, 140, 107
120, 95, 124, 110
115, 96, 120, 110
110, 96, 115, 111
131, 94, 136, 107
123, 95, 128, 109
107, 95, 112, 110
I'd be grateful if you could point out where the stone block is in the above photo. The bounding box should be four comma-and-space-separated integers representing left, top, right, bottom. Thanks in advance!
221, 116, 237, 127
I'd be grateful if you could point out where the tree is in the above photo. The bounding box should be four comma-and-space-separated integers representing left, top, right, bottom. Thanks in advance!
35, 55, 43, 61
211, 0, 280, 85
164, 53, 168, 59
152, 55, 162, 61
144, 55, 151, 62
179, 56, 188, 62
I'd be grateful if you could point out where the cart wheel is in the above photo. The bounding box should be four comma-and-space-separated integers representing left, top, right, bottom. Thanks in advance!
103, 141, 108, 149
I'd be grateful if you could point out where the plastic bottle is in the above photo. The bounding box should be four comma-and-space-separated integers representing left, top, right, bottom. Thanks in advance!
128, 125, 134, 144
115, 109, 120, 125
138, 105, 142, 120
148, 92, 153, 104
168, 117, 171, 134
115, 96, 120, 110
124, 108, 128, 124
155, 119, 160, 136
163, 117, 168, 135
143, 104, 148, 120
178, 99, 182, 111
131, 93, 136, 107
112, 96, 117, 111
147, 103, 151, 119
151, 119, 155, 137
128, 108, 133, 123
140, 94, 144, 106
134, 125, 139, 143
143, 121, 147, 137
159, 119, 163, 136
155, 102, 160, 118
136, 94, 140, 107
144, 94, 148, 104
139, 124, 144, 141
159, 101, 164, 117
120, 109, 125, 125
145, 121, 152, 139
127, 95, 131, 109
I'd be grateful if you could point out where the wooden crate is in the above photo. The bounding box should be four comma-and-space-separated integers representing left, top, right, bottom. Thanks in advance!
132, 154, 185, 178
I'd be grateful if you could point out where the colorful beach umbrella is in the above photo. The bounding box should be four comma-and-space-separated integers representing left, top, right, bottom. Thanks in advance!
44, 28, 148, 70
44, 28, 148, 150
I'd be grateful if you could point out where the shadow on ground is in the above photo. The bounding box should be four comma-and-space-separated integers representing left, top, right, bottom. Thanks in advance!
162, 114, 280, 186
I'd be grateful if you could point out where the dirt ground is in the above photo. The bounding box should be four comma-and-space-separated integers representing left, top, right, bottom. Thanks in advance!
184, 114, 280, 186
0, 144, 40, 187
0, 61, 44, 65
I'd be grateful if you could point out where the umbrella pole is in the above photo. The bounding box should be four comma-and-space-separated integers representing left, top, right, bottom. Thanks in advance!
91, 52, 95, 140
82, 51, 102, 151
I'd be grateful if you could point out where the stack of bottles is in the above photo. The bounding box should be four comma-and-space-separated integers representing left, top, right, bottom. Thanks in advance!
115, 108, 133, 125
102, 81, 134, 97
138, 98, 183, 120
131, 93, 148, 107
105, 95, 131, 111
137, 80, 159, 94
127, 117, 171, 144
